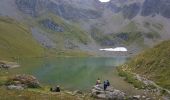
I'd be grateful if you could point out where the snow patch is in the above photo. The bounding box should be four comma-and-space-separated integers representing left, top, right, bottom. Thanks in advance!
100, 47, 128, 52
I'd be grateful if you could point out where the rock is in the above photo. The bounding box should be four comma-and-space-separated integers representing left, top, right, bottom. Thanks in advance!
133, 95, 141, 99
7, 85, 24, 90
6, 74, 40, 88
40, 19, 64, 32
73, 90, 83, 95
0, 62, 9, 69
91, 84, 126, 100
142, 95, 146, 99
146, 98, 151, 100
122, 3, 141, 19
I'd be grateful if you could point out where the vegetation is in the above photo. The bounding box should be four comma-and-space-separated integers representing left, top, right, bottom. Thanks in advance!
0, 17, 44, 60
0, 72, 93, 100
0, 86, 93, 100
119, 40, 170, 89
117, 68, 145, 89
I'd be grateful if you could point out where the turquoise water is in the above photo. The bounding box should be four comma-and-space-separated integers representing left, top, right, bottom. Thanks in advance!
10, 57, 128, 90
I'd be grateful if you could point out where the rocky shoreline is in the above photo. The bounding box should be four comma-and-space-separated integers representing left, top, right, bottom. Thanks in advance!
91, 84, 154, 100
118, 67, 170, 100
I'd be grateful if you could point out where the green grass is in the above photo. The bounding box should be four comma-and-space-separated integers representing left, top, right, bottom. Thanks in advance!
120, 40, 170, 89
0, 86, 93, 100
0, 17, 44, 60
117, 68, 145, 89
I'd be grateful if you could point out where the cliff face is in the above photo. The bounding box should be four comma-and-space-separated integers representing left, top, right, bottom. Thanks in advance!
142, 0, 170, 18
14, 0, 170, 19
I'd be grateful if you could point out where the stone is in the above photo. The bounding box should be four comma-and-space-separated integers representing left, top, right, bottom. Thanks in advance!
133, 95, 141, 99
7, 85, 24, 90
73, 90, 83, 95
41, 19, 64, 32
6, 74, 40, 88
91, 85, 126, 100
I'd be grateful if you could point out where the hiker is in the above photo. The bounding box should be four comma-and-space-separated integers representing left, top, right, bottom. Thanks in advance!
50, 87, 53, 92
50, 85, 60, 92
96, 78, 101, 85
106, 80, 110, 86
103, 81, 107, 91
55, 85, 60, 92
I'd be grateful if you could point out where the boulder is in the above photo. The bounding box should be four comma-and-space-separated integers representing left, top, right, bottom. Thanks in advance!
6, 74, 40, 88
7, 85, 24, 90
91, 84, 126, 100
73, 90, 83, 95
133, 95, 141, 100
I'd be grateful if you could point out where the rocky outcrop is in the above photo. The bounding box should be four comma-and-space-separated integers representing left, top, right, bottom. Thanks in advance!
47, 2, 101, 20
40, 19, 64, 32
6, 74, 40, 89
16, 0, 37, 16
141, 0, 170, 18
15, 0, 101, 20
91, 85, 126, 100
122, 3, 141, 19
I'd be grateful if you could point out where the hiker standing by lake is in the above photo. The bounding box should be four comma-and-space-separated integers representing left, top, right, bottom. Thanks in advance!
103, 81, 107, 91
106, 80, 110, 86
96, 78, 101, 85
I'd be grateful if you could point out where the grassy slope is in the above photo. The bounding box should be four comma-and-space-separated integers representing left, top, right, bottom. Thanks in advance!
0, 17, 44, 60
121, 40, 170, 89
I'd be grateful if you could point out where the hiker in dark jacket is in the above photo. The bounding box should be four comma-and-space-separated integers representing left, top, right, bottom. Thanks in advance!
106, 80, 110, 86
56, 85, 60, 92
103, 81, 107, 91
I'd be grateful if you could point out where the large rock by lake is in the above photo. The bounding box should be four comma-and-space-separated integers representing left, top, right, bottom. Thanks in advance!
91, 84, 126, 100
6, 74, 40, 89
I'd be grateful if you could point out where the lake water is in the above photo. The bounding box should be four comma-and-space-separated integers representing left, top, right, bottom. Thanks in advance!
9, 57, 142, 94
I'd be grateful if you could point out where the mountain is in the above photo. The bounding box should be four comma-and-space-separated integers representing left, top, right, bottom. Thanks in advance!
0, 0, 170, 57
0, 17, 44, 60
121, 40, 170, 89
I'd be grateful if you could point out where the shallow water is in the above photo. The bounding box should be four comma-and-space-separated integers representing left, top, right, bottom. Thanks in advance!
9, 57, 143, 94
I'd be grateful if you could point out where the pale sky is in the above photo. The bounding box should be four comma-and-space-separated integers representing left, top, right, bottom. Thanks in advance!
99, 0, 111, 2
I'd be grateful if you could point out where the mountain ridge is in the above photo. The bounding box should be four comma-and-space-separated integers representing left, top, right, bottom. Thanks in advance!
0, 0, 170, 57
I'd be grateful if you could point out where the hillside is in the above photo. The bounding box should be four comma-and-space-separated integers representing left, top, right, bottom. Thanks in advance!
121, 40, 170, 89
0, 17, 44, 60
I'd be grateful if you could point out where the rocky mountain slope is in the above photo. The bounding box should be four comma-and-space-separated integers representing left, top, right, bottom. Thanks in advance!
0, 0, 170, 57
121, 40, 170, 89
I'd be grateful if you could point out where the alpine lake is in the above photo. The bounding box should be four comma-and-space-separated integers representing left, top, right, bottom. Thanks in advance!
8, 57, 143, 95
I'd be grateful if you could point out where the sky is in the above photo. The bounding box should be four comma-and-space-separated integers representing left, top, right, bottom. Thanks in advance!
99, 0, 111, 2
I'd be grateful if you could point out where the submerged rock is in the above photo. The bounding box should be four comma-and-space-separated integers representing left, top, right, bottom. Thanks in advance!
91, 84, 126, 100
